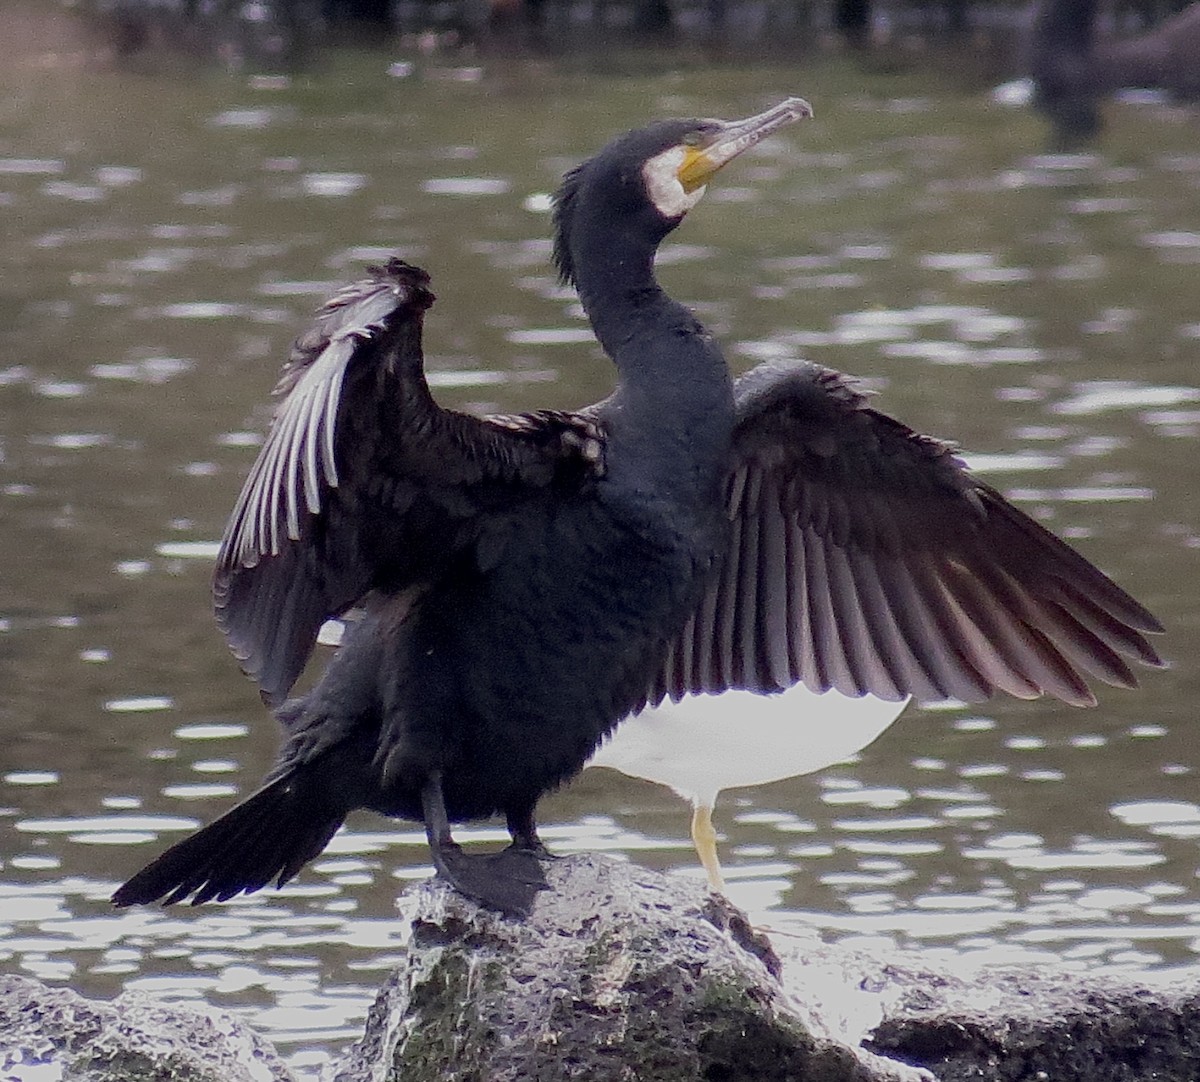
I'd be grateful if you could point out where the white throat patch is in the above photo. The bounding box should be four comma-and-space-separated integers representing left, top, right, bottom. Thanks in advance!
642, 145, 707, 220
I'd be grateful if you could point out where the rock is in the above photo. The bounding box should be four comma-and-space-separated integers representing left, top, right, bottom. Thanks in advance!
0, 973, 297, 1082
9, 857, 1200, 1081
867, 962, 1200, 1082
736, 932, 1200, 1082
329, 852, 931, 1082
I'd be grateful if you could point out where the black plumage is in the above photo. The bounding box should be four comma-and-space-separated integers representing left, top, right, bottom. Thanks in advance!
113, 99, 1162, 917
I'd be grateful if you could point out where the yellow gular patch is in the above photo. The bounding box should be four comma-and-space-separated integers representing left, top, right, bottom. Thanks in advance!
677, 146, 715, 193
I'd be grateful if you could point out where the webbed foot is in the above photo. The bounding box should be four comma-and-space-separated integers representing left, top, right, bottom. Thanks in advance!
421, 772, 549, 918
434, 843, 549, 918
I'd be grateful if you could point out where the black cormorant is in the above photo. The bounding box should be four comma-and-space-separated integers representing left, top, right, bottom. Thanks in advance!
113, 99, 1163, 917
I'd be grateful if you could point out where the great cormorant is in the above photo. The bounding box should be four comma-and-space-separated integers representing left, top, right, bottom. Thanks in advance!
113, 99, 1163, 917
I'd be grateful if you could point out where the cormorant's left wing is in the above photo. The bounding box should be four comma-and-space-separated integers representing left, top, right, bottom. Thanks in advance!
214, 259, 604, 706
650, 360, 1164, 707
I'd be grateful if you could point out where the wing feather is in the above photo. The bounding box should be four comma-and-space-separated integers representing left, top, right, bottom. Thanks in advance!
783, 512, 815, 689
756, 487, 792, 689
840, 540, 907, 700
649, 359, 1163, 708
710, 506, 741, 690
214, 259, 606, 705
1054, 582, 1162, 667
734, 470, 761, 686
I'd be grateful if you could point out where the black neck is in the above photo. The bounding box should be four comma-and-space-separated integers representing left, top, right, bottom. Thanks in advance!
572, 219, 664, 357
568, 216, 735, 501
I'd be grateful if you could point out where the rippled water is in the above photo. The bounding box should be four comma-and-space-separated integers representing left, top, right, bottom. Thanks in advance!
2, 6, 1198, 1075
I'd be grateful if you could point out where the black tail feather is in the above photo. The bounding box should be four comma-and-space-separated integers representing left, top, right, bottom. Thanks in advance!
112, 772, 346, 907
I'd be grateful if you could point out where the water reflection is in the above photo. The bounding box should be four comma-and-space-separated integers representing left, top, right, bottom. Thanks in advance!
0, 28, 1197, 1077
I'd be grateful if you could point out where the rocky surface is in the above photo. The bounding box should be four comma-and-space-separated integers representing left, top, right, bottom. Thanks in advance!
331, 854, 1200, 1082
329, 852, 929, 1082
0, 973, 296, 1082
868, 961, 1200, 1082
7, 855, 1200, 1081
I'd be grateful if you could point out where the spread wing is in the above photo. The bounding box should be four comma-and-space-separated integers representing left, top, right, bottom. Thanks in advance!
651, 360, 1164, 707
214, 258, 604, 705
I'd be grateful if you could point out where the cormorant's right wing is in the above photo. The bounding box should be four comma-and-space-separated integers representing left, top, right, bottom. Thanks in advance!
650, 360, 1164, 708
214, 259, 604, 706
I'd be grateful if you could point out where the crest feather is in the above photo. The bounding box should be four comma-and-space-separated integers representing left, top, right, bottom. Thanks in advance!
552, 162, 585, 288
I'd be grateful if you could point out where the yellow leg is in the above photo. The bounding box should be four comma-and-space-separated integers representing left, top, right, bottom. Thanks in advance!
690, 802, 726, 892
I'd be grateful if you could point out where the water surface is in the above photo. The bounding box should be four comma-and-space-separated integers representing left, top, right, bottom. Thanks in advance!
1, 10, 1198, 1075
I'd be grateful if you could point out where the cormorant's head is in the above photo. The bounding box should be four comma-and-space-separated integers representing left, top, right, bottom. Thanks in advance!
553, 98, 812, 288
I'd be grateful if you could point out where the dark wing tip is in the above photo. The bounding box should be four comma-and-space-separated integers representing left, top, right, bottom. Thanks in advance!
367, 256, 436, 309
282, 255, 436, 393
